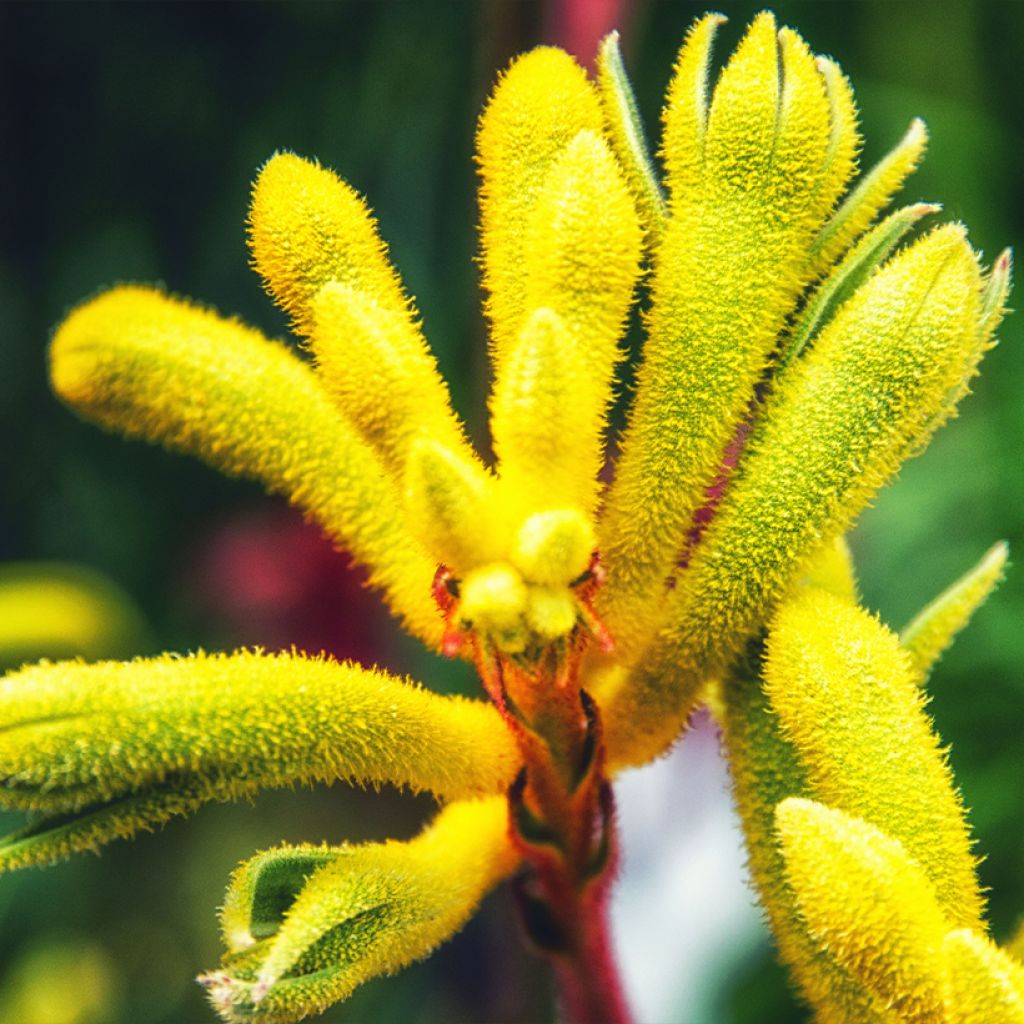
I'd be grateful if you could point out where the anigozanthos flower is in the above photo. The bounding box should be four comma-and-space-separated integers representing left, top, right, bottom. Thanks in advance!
4, 11, 1014, 1023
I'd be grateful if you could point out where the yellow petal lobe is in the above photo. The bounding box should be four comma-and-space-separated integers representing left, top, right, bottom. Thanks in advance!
942, 928, 1024, 1023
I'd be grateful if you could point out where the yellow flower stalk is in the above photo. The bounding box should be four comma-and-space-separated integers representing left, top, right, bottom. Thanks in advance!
6, 10, 1015, 1024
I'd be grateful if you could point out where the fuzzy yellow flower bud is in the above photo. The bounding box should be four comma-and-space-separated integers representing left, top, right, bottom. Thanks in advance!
203, 797, 518, 1024
525, 587, 578, 641
776, 798, 948, 1023
765, 588, 984, 930
476, 46, 602, 367
0, 651, 518, 872
248, 152, 412, 337
404, 438, 503, 573
49, 285, 442, 649
600, 13, 845, 658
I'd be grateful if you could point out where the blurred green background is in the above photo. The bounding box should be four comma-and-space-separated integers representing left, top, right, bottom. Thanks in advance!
0, 1, 1021, 1021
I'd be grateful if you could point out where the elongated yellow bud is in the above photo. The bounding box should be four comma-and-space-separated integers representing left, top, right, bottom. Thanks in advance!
490, 308, 594, 517
599, 13, 840, 657
596, 31, 667, 239
0, 651, 517, 871
476, 46, 602, 365
203, 797, 517, 1024
776, 799, 948, 1024
311, 282, 474, 477
404, 438, 504, 573
766, 588, 983, 930
808, 117, 928, 279
901, 541, 1008, 682
0, 563, 148, 666
50, 286, 443, 648
248, 152, 412, 337
604, 225, 985, 768
721, 661, 885, 1022
943, 929, 1024, 1023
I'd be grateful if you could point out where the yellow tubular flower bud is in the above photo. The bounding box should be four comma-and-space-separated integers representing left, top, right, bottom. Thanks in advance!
901, 541, 1008, 683
519, 130, 642, 514
599, 225, 985, 769
943, 929, 1024, 1023
596, 31, 668, 239
776, 799, 948, 1024
476, 46, 603, 368
0, 651, 519, 872
459, 563, 528, 654
248, 152, 412, 337
490, 308, 595, 518
512, 509, 595, 587
311, 282, 476, 477
599, 14, 839, 659
721, 659, 886, 1022
49, 286, 442, 648
404, 438, 504, 573
765, 589, 984, 930
807, 117, 928, 280
203, 797, 518, 1024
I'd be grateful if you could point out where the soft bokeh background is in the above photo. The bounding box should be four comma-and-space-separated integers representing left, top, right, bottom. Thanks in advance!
1, 1, 1021, 1021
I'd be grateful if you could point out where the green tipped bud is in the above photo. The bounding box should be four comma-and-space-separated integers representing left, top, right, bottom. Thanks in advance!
201, 798, 517, 1024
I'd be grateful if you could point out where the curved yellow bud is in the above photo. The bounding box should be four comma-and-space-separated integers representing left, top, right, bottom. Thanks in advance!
0, 563, 148, 666
766, 588, 983, 930
49, 286, 442, 648
490, 308, 595, 517
900, 541, 1008, 683
599, 13, 838, 659
808, 117, 928, 280
776, 798, 948, 1024
943, 929, 1024, 1023
311, 282, 474, 477
476, 46, 603, 366
203, 797, 517, 1024
525, 586, 578, 641
601, 224, 986, 769
404, 438, 503, 573
248, 152, 412, 337
721, 662, 886, 1022
0, 650, 518, 871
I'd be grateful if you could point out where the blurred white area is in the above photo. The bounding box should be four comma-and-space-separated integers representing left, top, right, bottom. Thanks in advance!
612, 711, 768, 1024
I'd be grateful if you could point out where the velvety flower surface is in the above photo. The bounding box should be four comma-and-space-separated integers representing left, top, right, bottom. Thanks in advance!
2, 11, 1017, 1023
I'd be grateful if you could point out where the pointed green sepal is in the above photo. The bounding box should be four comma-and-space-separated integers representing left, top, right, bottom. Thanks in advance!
0, 651, 518, 871
900, 541, 1008, 683
596, 31, 667, 239
201, 797, 517, 1023
808, 117, 928, 279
